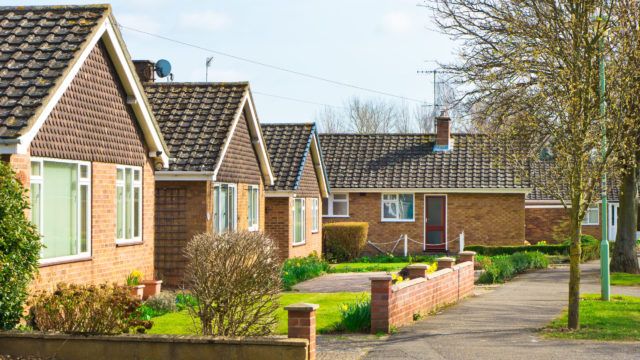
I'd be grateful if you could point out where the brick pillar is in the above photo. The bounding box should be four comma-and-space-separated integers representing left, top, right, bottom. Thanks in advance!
370, 275, 393, 334
285, 303, 319, 360
437, 257, 456, 270
406, 263, 430, 279
458, 251, 476, 264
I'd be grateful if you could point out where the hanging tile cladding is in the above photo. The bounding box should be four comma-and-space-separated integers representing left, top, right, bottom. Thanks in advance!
297, 152, 320, 197
29, 41, 146, 166
0, 5, 108, 139
262, 123, 314, 192
216, 112, 262, 184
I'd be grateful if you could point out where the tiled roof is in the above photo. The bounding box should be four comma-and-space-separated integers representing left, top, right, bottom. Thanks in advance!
144, 82, 249, 172
527, 161, 621, 201
0, 5, 108, 138
318, 133, 527, 190
262, 123, 315, 191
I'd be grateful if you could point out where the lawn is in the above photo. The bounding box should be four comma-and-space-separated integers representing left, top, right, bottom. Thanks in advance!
328, 262, 408, 273
148, 292, 369, 335
611, 272, 640, 286
545, 294, 640, 341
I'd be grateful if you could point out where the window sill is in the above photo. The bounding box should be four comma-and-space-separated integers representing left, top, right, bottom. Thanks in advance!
292, 242, 307, 247
311, 230, 319, 234
582, 224, 599, 227
248, 226, 259, 232
381, 219, 415, 223
322, 215, 350, 218
39, 255, 93, 268
116, 240, 144, 247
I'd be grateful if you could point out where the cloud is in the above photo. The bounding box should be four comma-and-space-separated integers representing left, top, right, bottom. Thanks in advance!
178, 10, 231, 31
115, 13, 161, 33
381, 11, 414, 34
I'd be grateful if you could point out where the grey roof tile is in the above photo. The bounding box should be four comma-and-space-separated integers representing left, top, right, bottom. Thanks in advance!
262, 123, 315, 191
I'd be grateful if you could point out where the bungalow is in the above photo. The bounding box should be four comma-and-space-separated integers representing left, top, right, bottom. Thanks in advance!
261, 123, 330, 260
319, 112, 529, 254
137, 72, 274, 287
0, 5, 169, 290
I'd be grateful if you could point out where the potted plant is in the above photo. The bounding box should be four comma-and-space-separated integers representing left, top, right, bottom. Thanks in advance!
126, 270, 145, 300
140, 278, 163, 300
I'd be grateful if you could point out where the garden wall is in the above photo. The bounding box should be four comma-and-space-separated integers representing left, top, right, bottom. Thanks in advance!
370, 254, 475, 333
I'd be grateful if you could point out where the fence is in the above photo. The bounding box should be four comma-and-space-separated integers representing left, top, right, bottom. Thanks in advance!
368, 232, 465, 256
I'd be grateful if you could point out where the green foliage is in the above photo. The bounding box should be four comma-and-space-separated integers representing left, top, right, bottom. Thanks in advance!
349, 254, 437, 264
282, 253, 330, 290
0, 161, 42, 329
477, 252, 549, 284
611, 272, 640, 286
143, 291, 177, 317
175, 292, 197, 311
323, 222, 369, 262
28, 283, 152, 334
562, 235, 600, 262
465, 244, 568, 256
336, 296, 371, 333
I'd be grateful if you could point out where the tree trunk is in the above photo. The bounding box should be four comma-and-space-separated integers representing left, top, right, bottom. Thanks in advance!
611, 157, 640, 274
568, 209, 581, 329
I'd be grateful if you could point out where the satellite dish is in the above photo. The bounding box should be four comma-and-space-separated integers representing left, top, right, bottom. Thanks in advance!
155, 59, 172, 78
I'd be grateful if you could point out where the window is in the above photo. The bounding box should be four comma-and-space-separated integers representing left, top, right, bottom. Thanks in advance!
322, 193, 349, 217
583, 206, 599, 225
30, 159, 91, 263
116, 166, 142, 244
293, 198, 306, 245
381, 193, 414, 221
311, 198, 319, 233
247, 185, 259, 231
213, 183, 237, 233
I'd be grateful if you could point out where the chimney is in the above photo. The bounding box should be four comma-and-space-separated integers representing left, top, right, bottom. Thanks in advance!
434, 110, 452, 151
133, 60, 155, 83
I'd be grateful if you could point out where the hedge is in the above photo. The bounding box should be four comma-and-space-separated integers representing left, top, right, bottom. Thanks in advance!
323, 222, 369, 262
467, 235, 602, 262
477, 251, 549, 284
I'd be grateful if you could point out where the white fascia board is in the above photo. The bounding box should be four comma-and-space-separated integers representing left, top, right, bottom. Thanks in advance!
310, 133, 330, 198
329, 188, 531, 194
155, 171, 215, 181
265, 191, 295, 198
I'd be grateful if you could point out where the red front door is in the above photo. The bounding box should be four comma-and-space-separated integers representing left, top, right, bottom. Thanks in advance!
424, 196, 446, 252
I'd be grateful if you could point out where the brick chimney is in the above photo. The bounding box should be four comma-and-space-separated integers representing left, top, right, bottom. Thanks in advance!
133, 60, 155, 83
434, 110, 452, 151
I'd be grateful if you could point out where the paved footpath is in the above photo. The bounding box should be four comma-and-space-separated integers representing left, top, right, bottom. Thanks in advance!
359, 262, 640, 360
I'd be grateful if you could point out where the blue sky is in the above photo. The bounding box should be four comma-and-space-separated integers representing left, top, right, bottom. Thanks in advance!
13, 1, 460, 124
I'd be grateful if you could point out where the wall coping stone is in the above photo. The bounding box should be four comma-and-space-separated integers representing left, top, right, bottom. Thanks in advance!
426, 268, 453, 280
437, 257, 456, 262
458, 251, 476, 256
406, 263, 430, 270
370, 275, 393, 281
392, 277, 426, 292
284, 303, 319, 312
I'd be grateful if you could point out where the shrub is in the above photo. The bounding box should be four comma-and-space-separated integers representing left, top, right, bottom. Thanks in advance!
28, 283, 152, 334
465, 244, 568, 256
184, 231, 281, 336
336, 296, 371, 333
323, 222, 369, 262
0, 161, 42, 329
175, 292, 197, 311
282, 253, 330, 290
562, 235, 600, 262
351, 254, 437, 264
477, 252, 549, 284
143, 291, 177, 316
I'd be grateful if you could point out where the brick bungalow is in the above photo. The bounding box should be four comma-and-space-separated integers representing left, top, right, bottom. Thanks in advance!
138, 73, 275, 287
0, 5, 169, 290
261, 123, 330, 260
319, 113, 529, 254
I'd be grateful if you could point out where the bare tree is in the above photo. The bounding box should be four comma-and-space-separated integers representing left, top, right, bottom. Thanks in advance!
395, 103, 415, 133
346, 97, 397, 133
414, 104, 433, 133
432, 0, 621, 329
315, 106, 345, 133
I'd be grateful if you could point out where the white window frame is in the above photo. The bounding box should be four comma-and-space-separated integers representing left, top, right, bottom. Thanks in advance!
582, 206, 599, 226
323, 193, 349, 218
213, 183, 237, 233
293, 198, 306, 245
380, 193, 415, 222
116, 165, 143, 245
311, 197, 319, 233
247, 185, 260, 231
31, 158, 92, 264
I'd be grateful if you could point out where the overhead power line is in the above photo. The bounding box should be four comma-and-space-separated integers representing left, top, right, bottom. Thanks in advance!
252, 91, 347, 110
118, 24, 424, 103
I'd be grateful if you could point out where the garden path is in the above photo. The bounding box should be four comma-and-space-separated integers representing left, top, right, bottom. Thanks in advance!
292, 272, 387, 293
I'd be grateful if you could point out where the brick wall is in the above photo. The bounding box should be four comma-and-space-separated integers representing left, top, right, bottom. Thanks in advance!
265, 196, 322, 261
325, 192, 525, 254
370, 259, 475, 334
525, 206, 601, 243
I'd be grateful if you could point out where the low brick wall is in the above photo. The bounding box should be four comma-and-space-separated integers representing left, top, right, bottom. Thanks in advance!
370, 253, 475, 334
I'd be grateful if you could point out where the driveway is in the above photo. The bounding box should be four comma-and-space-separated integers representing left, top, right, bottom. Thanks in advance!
361, 261, 640, 360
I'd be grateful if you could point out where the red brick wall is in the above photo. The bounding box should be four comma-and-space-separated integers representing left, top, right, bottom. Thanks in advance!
525, 206, 601, 243
370, 260, 475, 333
265, 196, 323, 261
325, 192, 525, 254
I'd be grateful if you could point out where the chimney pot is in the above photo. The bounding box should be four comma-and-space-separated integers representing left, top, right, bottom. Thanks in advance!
434, 110, 452, 151
133, 60, 155, 83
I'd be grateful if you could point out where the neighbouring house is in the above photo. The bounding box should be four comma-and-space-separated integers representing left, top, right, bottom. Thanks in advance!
138, 72, 275, 287
0, 5, 169, 290
319, 112, 530, 254
261, 123, 330, 260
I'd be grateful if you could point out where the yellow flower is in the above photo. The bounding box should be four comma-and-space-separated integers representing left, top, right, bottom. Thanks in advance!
396, 276, 404, 283
341, 304, 348, 312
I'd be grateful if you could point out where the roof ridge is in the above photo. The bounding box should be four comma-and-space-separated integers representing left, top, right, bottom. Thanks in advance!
146, 81, 250, 87
0, 4, 111, 11
318, 132, 483, 136
262, 122, 315, 127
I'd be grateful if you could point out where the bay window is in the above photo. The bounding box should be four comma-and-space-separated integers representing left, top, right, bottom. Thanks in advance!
293, 198, 306, 245
116, 166, 142, 244
381, 193, 414, 221
30, 159, 91, 262
248, 185, 259, 231
322, 193, 349, 217
213, 183, 237, 233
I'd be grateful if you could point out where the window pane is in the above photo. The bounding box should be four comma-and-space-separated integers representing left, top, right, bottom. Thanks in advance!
294, 200, 304, 244
80, 184, 88, 252
125, 168, 132, 239
333, 201, 348, 216
42, 162, 78, 259
117, 168, 124, 181
322, 198, 329, 215
427, 230, 443, 245
133, 187, 140, 238
213, 186, 220, 233
312, 199, 318, 230
117, 186, 124, 239
333, 193, 347, 200
426, 198, 443, 225
383, 202, 397, 219
220, 185, 228, 232
133, 169, 140, 182
79, 165, 88, 179
228, 186, 236, 231
399, 194, 414, 220
31, 161, 41, 176
30, 183, 41, 229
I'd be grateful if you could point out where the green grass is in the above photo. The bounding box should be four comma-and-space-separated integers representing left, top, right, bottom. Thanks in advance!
148, 292, 368, 335
611, 272, 640, 286
545, 294, 640, 341
328, 262, 408, 273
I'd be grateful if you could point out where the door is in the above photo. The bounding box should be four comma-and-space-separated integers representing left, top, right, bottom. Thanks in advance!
424, 196, 446, 251
609, 203, 618, 241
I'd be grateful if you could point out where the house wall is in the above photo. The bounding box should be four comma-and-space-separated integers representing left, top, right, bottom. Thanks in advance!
324, 192, 525, 254
525, 207, 601, 243
265, 196, 323, 261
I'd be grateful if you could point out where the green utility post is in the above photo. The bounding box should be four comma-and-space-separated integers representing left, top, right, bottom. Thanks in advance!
597, 22, 610, 301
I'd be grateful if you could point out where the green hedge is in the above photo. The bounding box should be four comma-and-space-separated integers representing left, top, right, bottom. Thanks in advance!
465, 244, 568, 256
281, 253, 330, 290
477, 252, 549, 284
323, 222, 369, 262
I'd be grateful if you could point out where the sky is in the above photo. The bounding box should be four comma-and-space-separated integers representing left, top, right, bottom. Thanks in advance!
9, 0, 460, 124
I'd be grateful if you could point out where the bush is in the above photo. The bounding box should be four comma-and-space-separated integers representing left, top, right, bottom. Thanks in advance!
350, 254, 437, 264
323, 222, 369, 262
477, 251, 549, 284
28, 283, 152, 334
0, 161, 42, 329
336, 296, 371, 333
562, 235, 600, 262
175, 292, 197, 311
465, 244, 568, 256
184, 231, 281, 336
143, 291, 177, 316
282, 253, 330, 290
